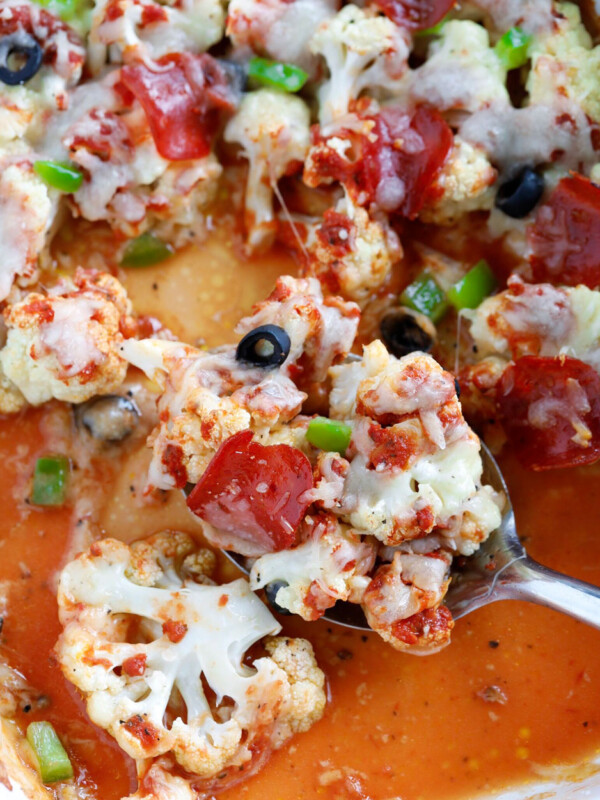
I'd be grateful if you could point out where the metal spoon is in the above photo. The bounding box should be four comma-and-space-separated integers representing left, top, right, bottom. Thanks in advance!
212, 442, 600, 632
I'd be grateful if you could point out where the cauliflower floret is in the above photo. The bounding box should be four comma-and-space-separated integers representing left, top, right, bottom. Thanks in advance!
64, 101, 222, 244
0, 269, 133, 406
468, 0, 554, 35
56, 534, 326, 789
464, 275, 600, 372
122, 276, 359, 489
309, 5, 409, 124
0, 162, 58, 302
224, 89, 311, 251
362, 550, 453, 653
284, 194, 400, 302
527, 3, 600, 124
420, 138, 497, 225
410, 20, 508, 114
226, 0, 336, 73
88, 0, 225, 71
328, 341, 503, 553
250, 512, 377, 619
235, 275, 360, 385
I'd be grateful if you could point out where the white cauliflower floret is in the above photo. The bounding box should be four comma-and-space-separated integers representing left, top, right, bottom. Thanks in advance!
420, 138, 497, 225
235, 275, 360, 384
329, 341, 503, 553
250, 512, 377, 620
224, 89, 310, 251
0, 269, 133, 406
226, 0, 336, 73
122, 276, 359, 489
309, 5, 409, 124
410, 20, 508, 113
56, 534, 326, 788
88, 0, 225, 71
362, 551, 454, 654
468, 0, 554, 35
65, 102, 222, 244
465, 275, 600, 374
527, 2, 600, 124
0, 162, 58, 302
289, 194, 400, 302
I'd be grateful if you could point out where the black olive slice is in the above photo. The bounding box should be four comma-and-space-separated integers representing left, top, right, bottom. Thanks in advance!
380, 308, 436, 358
236, 324, 291, 368
76, 395, 140, 442
264, 581, 292, 615
0, 33, 43, 86
495, 167, 544, 219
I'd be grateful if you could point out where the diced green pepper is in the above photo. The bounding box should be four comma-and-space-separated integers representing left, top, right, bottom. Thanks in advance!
306, 417, 352, 455
401, 272, 448, 323
495, 27, 532, 70
247, 57, 308, 93
31, 456, 69, 507
120, 233, 173, 268
27, 722, 74, 784
33, 161, 83, 193
447, 259, 497, 310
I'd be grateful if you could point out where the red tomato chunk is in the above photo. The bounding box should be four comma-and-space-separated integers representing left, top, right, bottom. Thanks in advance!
374, 0, 455, 30
528, 174, 600, 288
186, 430, 313, 552
496, 356, 600, 470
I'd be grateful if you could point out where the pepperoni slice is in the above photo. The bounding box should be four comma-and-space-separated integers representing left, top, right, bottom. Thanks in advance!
119, 53, 236, 161
496, 356, 600, 470
362, 106, 453, 219
373, 0, 455, 30
528, 174, 600, 288
186, 430, 313, 552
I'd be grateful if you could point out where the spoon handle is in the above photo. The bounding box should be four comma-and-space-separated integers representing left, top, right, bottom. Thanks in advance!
495, 556, 600, 630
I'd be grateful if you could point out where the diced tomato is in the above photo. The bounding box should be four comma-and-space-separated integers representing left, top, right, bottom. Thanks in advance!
119, 54, 237, 161
496, 356, 600, 470
186, 431, 313, 553
373, 0, 455, 31
362, 106, 453, 219
528, 174, 600, 288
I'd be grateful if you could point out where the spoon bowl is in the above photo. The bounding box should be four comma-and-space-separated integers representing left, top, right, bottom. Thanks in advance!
188, 445, 600, 633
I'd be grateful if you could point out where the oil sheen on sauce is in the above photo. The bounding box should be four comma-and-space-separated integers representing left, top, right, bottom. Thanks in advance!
1, 230, 600, 800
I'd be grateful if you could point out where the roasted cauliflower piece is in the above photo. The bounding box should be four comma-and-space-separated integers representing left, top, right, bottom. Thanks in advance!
410, 20, 508, 113
56, 533, 326, 788
226, 0, 336, 73
328, 341, 503, 553
419, 138, 497, 225
224, 89, 311, 251
283, 194, 400, 302
0, 162, 58, 304
527, 2, 600, 124
88, 0, 226, 71
465, 275, 600, 368
122, 276, 359, 490
250, 511, 377, 620
309, 5, 409, 124
0, 269, 133, 407
64, 94, 223, 246
362, 550, 453, 653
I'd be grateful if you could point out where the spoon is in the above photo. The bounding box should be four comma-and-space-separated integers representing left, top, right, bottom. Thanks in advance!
214, 442, 600, 632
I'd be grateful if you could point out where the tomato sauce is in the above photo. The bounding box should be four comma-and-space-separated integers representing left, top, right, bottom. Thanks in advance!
2, 230, 600, 800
